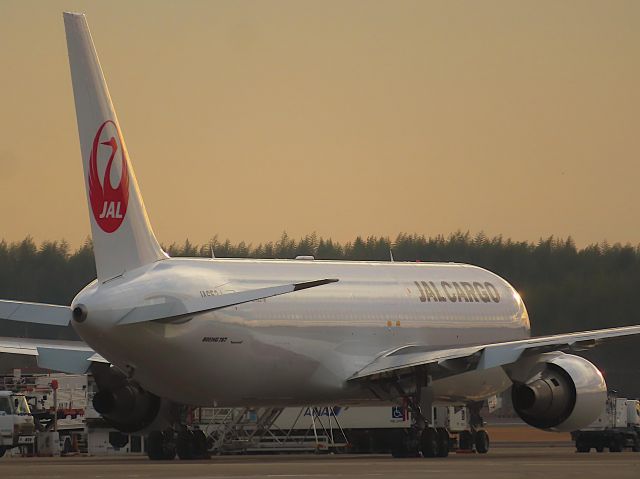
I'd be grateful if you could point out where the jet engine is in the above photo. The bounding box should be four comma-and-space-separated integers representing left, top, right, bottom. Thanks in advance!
511, 353, 606, 432
90, 364, 174, 433
93, 383, 165, 433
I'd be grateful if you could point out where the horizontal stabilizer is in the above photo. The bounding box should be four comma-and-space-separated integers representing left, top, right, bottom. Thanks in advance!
118, 278, 339, 325
0, 300, 71, 326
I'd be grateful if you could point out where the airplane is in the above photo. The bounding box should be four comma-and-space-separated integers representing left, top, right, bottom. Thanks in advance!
2, 11, 640, 460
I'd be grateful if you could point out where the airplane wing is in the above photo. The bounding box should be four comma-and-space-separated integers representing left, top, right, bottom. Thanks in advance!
0, 300, 70, 326
0, 336, 108, 374
348, 324, 640, 382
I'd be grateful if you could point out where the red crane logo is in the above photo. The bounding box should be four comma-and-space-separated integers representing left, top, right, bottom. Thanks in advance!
88, 120, 130, 233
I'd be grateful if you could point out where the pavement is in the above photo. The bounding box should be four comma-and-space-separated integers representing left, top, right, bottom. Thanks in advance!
1, 447, 640, 479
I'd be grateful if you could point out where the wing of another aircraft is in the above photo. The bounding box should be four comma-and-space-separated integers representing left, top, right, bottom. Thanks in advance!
0, 300, 70, 326
348, 324, 640, 382
0, 336, 108, 374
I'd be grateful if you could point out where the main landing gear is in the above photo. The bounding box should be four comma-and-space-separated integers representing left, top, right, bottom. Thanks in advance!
389, 427, 452, 458
389, 381, 490, 458
147, 430, 176, 460
147, 427, 209, 460
390, 424, 455, 458
147, 404, 210, 461
390, 421, 491, 458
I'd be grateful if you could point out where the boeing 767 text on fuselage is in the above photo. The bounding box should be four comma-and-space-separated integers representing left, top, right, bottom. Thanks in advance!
1, 13, 640, 460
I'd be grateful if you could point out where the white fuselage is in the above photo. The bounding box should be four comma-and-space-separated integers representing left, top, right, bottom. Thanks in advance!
72, 258, 530, 407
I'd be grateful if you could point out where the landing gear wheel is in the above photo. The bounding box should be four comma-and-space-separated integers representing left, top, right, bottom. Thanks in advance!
421, 428, 439, 458
436, 428, 450, 457
458, 430, 473, 451
474, 429, 490, 454
148, 431, 164, 460
147, 431, 176, 460
177, 430, 195, 460
390, 429, 419, 458
0, 447, 5, 458
192, 430, 209, 459
390, 429, 409, 458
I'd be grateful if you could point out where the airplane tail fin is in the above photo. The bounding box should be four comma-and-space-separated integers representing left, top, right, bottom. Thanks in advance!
63, 13, 167, 282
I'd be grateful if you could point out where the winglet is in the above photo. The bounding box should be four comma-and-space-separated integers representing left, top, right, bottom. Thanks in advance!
293, 278, 339, 291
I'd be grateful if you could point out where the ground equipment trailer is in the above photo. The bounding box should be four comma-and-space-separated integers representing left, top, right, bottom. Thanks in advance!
0, 391, 36, 457
192, 403, 487, 457
572, 394, 640, 453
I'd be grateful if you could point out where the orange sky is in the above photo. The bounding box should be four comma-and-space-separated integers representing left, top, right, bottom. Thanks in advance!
0, 0, 639, 249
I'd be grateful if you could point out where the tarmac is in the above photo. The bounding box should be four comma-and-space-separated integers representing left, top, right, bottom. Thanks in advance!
1, 447, 640, 479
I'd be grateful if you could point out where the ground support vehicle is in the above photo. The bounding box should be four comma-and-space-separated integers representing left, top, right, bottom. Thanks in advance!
0, 391, 35, 457
3, 373, 89, 455
188, 403, 487, 458
572, 394, 640, 453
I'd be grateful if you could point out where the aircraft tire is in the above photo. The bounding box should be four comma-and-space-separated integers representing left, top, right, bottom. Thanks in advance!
420, 428, 439, 458
390, 429, 409, 458
458, 430, 473, 451
176, 430, 195, 460
474, 430, 490, 454
148, 430, 176, 460
192, 430, 209, 459
147, 431, 164, 460
436, 428, 450, 457
162, 432, 177, 460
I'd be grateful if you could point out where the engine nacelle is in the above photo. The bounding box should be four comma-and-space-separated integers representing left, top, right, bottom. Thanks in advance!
93, 383, 166, 433
90, 364, 175, 433
511, 353, 606, 432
